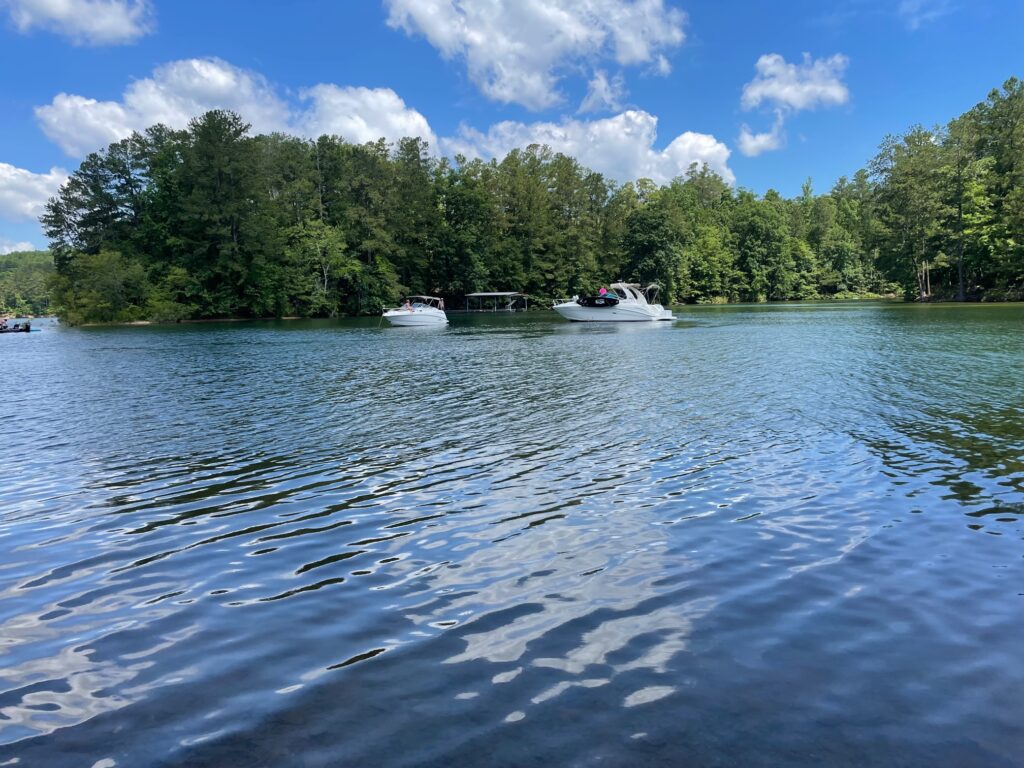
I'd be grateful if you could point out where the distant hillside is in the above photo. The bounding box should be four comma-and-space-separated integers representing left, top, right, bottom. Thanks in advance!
0, 250, 54, 316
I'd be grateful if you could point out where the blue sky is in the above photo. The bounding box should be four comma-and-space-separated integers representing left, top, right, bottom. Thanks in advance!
1, 0, 1021, 252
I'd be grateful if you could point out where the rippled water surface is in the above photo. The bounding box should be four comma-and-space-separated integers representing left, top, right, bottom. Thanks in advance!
2, 304, 1023, 767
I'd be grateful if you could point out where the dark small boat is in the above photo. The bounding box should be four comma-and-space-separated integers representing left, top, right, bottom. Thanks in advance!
576, 295, 619, 308
0, 320, 31, 334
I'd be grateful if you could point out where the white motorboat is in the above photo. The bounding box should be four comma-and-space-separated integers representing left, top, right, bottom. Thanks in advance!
383, 295, 448, 327
552, 283, 674, 322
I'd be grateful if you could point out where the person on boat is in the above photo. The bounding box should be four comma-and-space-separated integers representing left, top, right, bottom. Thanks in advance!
403, 299, 412, 311
599, 287, 607, 296
438, 298, 445, 310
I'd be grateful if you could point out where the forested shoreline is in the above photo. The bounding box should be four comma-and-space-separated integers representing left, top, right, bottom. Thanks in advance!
0, 251, 53, 317
40, 77, 1023, 325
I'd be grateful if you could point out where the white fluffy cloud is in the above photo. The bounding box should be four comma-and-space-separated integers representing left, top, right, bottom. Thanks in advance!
384, 0, 685, 110
2, 0, 152, 44
0, 163, 69, 221
738, 53, 848, 157
35, 58, 437, 157
443, 110, 733, 185
0, 238, 37, 254
36, 58, 289, 156
741, 53, 849, 112
737, 112, 785, 157
297, 85, 438, 149
31, 56, 730, 188
579, 70, 627, 113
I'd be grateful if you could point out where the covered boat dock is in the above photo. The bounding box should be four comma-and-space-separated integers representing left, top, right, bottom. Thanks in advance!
464, 292, 529, 312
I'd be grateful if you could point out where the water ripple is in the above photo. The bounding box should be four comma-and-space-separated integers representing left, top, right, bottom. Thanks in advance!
1, 307, 1022, 767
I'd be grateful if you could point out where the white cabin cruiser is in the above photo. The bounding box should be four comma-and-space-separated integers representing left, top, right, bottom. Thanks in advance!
383, 295, 448, 327
553, 283, 674, 322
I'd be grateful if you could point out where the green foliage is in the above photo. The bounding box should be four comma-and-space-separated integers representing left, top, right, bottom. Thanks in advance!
0, 251, 54, 316
867, 78, 1024, 300
283, 220, 358, 317
623, 201, 685, 301
49, 250, 149, 324
687, 223, 741, 303
37, 78, 1024, 324
147, 266, 198, 322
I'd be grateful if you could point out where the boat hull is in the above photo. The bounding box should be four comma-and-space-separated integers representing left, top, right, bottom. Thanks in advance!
552, 302, 673, 322
383, 309, 448, 327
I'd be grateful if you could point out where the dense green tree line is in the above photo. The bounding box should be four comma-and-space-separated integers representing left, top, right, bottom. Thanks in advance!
41, 78, 1023, 324
871, 78, 1024, 301
0, 251, 53, 316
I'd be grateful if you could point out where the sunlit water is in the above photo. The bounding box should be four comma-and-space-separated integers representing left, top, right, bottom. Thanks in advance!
1, 304, 1022, 767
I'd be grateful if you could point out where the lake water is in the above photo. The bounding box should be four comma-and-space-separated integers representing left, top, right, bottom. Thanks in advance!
1, 303, 1022, 767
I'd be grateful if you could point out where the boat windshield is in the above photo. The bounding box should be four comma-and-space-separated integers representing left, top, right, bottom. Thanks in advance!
612, 285, 640, 302
400, 296, 443, 310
